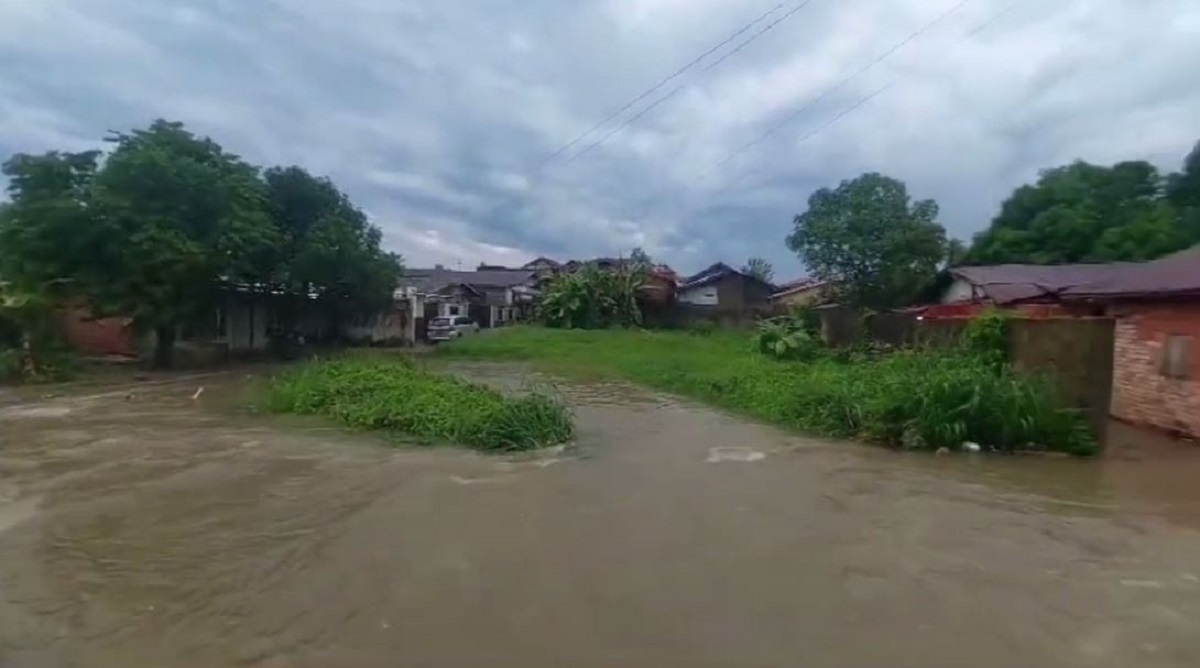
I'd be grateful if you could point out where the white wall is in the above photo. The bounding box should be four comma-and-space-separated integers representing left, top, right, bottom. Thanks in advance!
678, 285, 719, 306
941, 278, 978, 304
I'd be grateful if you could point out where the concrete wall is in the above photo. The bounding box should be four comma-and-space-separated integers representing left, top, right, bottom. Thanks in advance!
1110, 303, 1200, 438
941, 278, 979, 303
343, 303, 412, 345
1009, 317, 1115, 439
225, 302, 270, 352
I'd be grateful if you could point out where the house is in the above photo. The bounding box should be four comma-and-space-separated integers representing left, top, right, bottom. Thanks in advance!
521, 257, 561, 273
400, 267, 538, 330
931, 249, 1200, 439
677, 262, 774, 311
1059, 246, 1200, 439
935, 264, 1126, 314
770, 278, 829, 308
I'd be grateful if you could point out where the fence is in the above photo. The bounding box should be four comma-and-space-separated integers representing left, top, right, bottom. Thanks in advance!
816, 307, 1116, 440
642, 303, 781, 330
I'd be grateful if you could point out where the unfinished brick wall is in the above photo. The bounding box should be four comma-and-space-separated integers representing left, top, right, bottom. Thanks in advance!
1110, 303, 1200, 439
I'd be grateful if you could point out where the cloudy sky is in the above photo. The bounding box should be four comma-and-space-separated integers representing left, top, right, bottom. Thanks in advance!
2, 0, 1198, 278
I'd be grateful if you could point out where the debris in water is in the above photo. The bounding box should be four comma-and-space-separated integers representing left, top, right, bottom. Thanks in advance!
962, 441, 982, 453
1119, 579, 1164, 589
935, 447, 951, 456
707, 447, 766, 463
192, 386, 205, 400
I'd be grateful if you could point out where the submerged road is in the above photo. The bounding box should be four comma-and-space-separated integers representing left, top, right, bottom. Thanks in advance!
2, 363, 1199, 667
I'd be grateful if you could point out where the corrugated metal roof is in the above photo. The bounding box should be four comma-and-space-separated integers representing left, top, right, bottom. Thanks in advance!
401, 268, 535, 293
1062, 245, 1200, 298
952, 244, 1200, 303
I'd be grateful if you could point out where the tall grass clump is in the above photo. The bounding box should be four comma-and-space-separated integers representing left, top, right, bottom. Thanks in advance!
268, 357, 574, 451
440, 326, 1097, 455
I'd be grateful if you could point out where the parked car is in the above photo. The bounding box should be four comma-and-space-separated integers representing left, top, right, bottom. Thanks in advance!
427, 315, 479, 342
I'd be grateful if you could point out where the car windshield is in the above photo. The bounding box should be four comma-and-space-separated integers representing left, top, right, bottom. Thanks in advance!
430, 317, 450, 327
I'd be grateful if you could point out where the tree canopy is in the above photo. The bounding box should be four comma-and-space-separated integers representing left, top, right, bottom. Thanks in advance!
741, 257, 774, 284
787, 173, 947, 309
965, 148, 1200, 265
0, 119, 402, 366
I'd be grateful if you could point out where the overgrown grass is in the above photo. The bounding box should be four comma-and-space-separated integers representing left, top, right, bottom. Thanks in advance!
268, 357, 574, 451
439, 326, 1097, 455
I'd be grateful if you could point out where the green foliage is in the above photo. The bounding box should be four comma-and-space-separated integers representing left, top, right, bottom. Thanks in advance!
0, 120, 402, 368
628, 246, 652, 269
755, 316, 822, 361
440, 327, 1097, 455
787, 172, 948, 309
0, 281, 76, 383
741, 257, 774, 283
0, 151, 101, 286
263, 166, 403, 315
539, 264, 643, 329
268, 358, 574, 451
961, 308, 1011, 364
966, 157, 1200, 265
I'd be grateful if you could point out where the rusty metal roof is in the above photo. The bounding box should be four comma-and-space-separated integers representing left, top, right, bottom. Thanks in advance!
1062, 244, 1200, 299
951, 244, 1200, 303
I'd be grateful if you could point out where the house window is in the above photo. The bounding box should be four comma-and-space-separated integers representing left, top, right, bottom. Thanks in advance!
445, 304, 463, 317
1161, 335, 1191, 379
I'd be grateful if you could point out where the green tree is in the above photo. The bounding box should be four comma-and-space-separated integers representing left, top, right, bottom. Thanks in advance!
966, 159, 1196, 265
87, 120, 279, 367
945, 238, 968, 267
0, 151, 102, 286
263, 166, 403, 320
628, 246, 652, 269
741, 257, 774, 283
786, 173, 947, 309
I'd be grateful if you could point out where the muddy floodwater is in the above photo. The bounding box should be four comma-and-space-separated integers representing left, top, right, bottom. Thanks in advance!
2, 364, 1200, 667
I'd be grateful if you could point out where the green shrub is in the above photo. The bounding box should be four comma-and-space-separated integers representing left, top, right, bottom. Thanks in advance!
440, 326, 1097, 455
755, 316, 823, 361
539, 264, 642, 329
268, 357, 574, 451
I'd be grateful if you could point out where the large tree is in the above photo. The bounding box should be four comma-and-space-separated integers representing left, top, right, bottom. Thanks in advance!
88, 121, 279, 366
0, 151, 103, 286
263, 166, 402, 319
966, 159, 1198, 265
787, 173, 947, 309
741, 257, 774, 283
1, 121, 279, 367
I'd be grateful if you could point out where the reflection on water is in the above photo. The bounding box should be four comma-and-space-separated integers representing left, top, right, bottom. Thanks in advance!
1, 365, 1199, 668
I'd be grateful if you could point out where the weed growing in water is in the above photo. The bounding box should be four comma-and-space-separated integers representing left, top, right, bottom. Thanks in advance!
268, 357, 574, 452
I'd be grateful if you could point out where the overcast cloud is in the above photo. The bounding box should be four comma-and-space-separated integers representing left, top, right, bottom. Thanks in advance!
2, 0, 1198, 277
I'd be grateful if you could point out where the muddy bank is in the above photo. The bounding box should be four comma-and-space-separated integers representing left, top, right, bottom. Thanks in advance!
2, 364, 1200, 667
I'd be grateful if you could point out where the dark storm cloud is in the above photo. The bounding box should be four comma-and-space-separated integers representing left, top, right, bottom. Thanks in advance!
2, 0, 1198, 273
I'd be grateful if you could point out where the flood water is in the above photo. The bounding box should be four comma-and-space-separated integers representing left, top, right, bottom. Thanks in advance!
2, 363, 1200, 667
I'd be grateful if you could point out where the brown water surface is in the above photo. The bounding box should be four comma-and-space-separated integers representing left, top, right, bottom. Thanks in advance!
2, 363, 1200, 667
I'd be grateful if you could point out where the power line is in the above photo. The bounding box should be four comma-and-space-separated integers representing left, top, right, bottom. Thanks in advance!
537, 2, 788, 167
705, 0, 975, 178
563, 0, 819, 165
630, 1, 1019, 224
467, 1, 818, 233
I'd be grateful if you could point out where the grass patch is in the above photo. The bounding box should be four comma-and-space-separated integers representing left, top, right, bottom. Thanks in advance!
268, 356, 574, 452
439, 326, 1097, 455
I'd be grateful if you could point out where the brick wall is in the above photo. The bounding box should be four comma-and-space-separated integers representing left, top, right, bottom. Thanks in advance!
61, 307, 137, 357
1110, 303, 1200, 438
